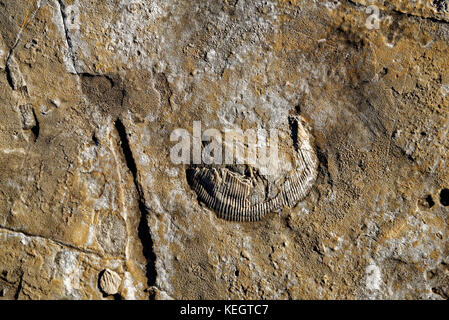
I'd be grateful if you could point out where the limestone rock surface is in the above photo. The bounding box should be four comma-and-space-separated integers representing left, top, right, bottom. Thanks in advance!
0, 0, 448, 299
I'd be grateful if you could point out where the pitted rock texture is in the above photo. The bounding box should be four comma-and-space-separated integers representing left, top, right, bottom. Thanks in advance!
0, 0, 448, 299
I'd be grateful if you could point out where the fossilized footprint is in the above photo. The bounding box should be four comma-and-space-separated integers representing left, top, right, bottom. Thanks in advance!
186, 115, 318, 221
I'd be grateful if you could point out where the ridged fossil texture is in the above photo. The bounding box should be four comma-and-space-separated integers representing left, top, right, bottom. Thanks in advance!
99, 268, 122, 296
187, 116, 318, 221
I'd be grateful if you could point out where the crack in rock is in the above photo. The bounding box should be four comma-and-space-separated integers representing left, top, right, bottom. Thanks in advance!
114, 118, 158, 288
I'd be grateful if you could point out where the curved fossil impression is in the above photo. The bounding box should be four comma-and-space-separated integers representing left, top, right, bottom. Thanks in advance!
186, 115, 318, 221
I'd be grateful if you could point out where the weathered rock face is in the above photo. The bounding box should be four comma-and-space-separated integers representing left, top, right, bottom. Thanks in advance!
0, 0, 448, 300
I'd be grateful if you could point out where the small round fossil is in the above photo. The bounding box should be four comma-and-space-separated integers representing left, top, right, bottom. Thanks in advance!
99, 268, 122, 295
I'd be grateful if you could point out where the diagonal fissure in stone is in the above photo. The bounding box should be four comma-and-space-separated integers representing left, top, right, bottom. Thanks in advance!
114, 118, 157, 288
